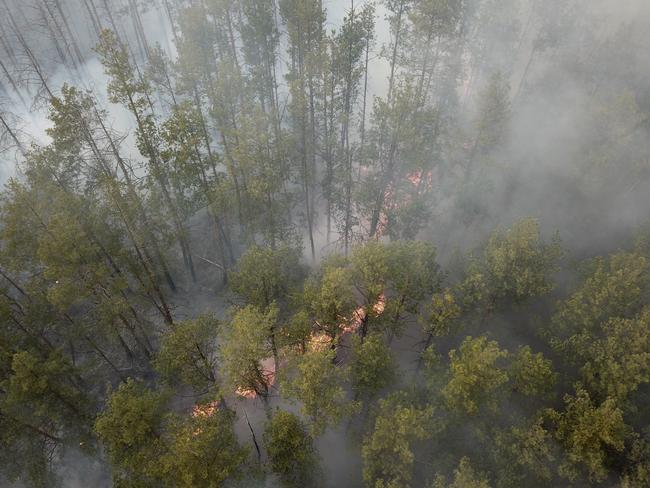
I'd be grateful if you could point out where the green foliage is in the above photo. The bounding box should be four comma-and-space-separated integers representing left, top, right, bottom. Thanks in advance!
493, 417, 556, 487
483, 218, 562, 303
2, 349, 92, 444
229, 245, 303, 309
96, 380, 245, 487
421, 289, 462, 337
548, 386, 629, 482
94, 379, 169, 485
350, 241, 391, 307
301, 260, 356, 339
220, 305, 278, 398
154, 315, 220, 391
431, 457, 491, 488
350, 241, 442, 336
263, 410, 319, 487
0, 348, 92, 487
350, 333, 395, 399
282, 349, 359, 435
580, 306, 650, 403
382, 241, 442, 332
550, 251, 650, 355
510, 346, 557, 397
0, 0, 648, 482
362, 392, 435, 488
160, 408, 247, 488
442, 336, 509, 415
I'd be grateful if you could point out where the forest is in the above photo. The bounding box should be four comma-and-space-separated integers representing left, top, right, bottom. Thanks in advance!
1, 0, 650, 486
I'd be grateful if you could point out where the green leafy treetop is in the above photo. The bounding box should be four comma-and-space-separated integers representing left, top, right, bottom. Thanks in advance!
362, 392, 435, 488
300, 258, 357, 340
442, 336, 509, 416
94, 379, 170, 486
493, 417, 557, 488
282, 348, 360, 435
154, 314, 220, 392
431, 457, 492, 488
229, 245, 304, 310
510, 345, 557, 398
483, 218, 562, 303
547, 386, 629, 483
350, 333, 395, 401
95, 379, 247, 487
220, 305, 278, 402
550, 251, 650, 357
263, 410, 320, 487
458, 218, 562, 313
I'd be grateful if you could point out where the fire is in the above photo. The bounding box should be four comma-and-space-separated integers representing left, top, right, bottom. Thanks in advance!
234, 295, 387, 399
191, 400, 221, 418
374, 170, 434, 238
373, 293, 386, 314
407, 170, 433, 189
308, 331, 333, 352
235, 356, 277, 399
339, 293, 387, 336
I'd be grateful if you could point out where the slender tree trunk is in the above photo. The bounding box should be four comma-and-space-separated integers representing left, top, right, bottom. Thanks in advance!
53, 0, 85, 66
0, 113, 26, 157
368, 0, 405, 238
82, 0, 103, 38
92, 109, 175, 287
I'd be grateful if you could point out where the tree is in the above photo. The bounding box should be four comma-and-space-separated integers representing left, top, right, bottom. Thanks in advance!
280, 0, 326, 260
160, 407, 247, 488
493, 417, 556, 488
0, 348, 93, 486
94, 379, 169, 486
442, 336, 509, 416
282, 348, 359, 435
580, 307, 650, 403
420, 289, 462, 347
431, 457, 491, 488
550, 251, 650, 362
229, 245, 304, 310
299, 257, 356, 341
547, 386, 629, 483
327, 1, 375, 252
382, 241, 442, 336
220, 305, 278, 402
483, 218, 562, 304
96, 380, 246, 487
350, 333, 395, 401
348, 241, 391, 338
263, 410, 319, 487
154, 315, 220, 392
96, 29, 197, 283
510, 346, 556, 398
362, 392, 434, 488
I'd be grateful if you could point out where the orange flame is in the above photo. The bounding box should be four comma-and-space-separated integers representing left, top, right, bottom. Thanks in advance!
340, 293, 387, 336
308, 331, 334, 352
191, 400, 221, 418
235, 356, 277, 399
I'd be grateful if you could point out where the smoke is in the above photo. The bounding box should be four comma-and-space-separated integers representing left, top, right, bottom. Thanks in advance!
422, 0, 650, 264
2, 0, 650, 486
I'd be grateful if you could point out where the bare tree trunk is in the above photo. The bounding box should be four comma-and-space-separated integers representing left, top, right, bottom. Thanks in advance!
3, 3, 55, 101
52, 0, 85, 67
0, 112, 26, 157
36, 1, 70, 69
368, 0, 405, 238
92, 106, 178, 297
81, 0, 103, 37
0, 58, 27, 109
